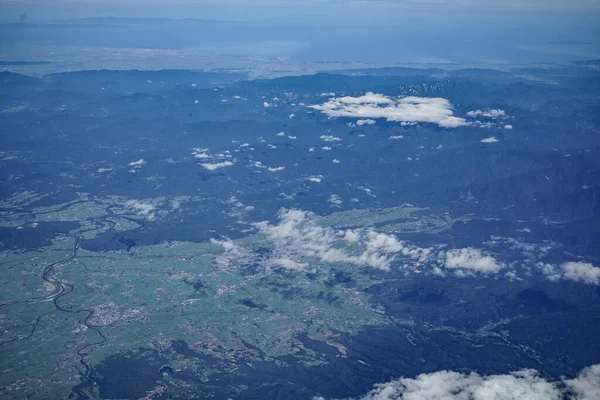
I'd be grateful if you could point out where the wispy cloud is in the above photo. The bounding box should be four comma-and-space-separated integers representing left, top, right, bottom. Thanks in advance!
125, 199, 157, 220
252, 208, 419, 271
128, 159, 146, 168
467, 109, 508, 118
320, 134, 342, 142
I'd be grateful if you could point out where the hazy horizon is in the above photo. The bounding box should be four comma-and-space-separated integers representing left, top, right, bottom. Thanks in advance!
1, 0, 599, 74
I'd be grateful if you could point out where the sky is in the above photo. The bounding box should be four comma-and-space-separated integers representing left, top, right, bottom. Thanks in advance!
0, 0, 598, 66
1, 0, 599, 22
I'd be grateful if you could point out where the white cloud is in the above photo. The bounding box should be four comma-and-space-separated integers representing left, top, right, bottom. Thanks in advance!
358, 230, 404, 269
565, 364, 600, 400
211, 211, 522, 279
538, 262, 600, 285
322, 146, 332, 151
289, 113, 296, 119
201, 161, 234, 170
288, 135, 297, 140
277, 131, 286, 136
321, 134, 342, 142
309, 93, 469, 128
309, 177, 322, 183
192, 147, 211, 159
481, 137, 499, 143
359, 186, 376, 197
538, 262, 560, 281
504, 124, 513, 130
193, 152, 211, 159
357, 119, 376, 126
343, 229, 361, 243
443, 248, 502, 274
332, 159, 341, 164
210, 238, 237, 251
561, 262, 600, 285
128, 159, 146, 167
486, 236, 551, 262
254, 209, 415, 271
271, 257, 308, 270
268, 166, 285, 172
263, 102, 271, 108
125, 200, 156, 220
309, 147, 315, 152
473, 121, 495, 128
210, 238, 254, 272
342, 363, 600, 400
389, 135, 404, 140
467, 109, 507, 119
328, 194, 343, 206
355, 369, 562, 400
267, 144, 277, 149
335, 92, 394, 105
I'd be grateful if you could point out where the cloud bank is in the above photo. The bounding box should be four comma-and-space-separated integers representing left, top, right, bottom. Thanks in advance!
249, 210, 506, 276
210, 208, 595, 285
337, 363, 600, 400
